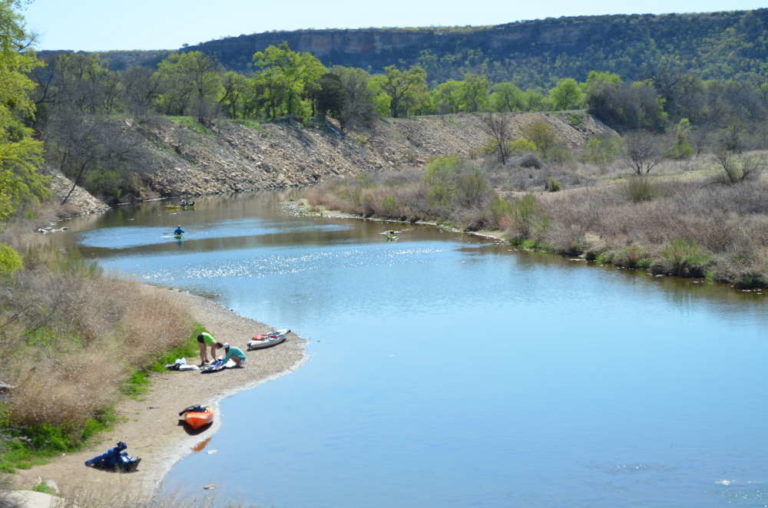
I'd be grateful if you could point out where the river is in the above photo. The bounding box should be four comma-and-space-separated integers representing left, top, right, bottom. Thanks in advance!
73, 192, 767, 507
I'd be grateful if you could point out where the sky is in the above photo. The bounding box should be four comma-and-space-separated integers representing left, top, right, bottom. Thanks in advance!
22, 0, 768, 52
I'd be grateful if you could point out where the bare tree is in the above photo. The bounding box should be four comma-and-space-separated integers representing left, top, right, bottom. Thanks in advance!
624, 131, 663, 175
480, 113, 511, 165
121, 66, 161, 117
45, 109, 153, 204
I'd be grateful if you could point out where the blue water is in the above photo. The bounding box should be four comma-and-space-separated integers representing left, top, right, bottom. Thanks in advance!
75, 193, 768, 507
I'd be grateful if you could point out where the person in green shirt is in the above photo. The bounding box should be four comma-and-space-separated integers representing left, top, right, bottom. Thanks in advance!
216, 342, 247, 368
197, 332, 219, 366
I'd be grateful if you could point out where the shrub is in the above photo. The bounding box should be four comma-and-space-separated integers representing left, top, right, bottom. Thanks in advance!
380, 195, 399, 217
423, 156, 461, 185
505, 193, 550, 241
667, 118, 694, 160
518, 153, 542, 169
522, 121, 558, 154
615, 246, 648, 269
566, 112, 584, 127
490, 197, 513, 225
715, 151, 764, 184
661, 239, 710, 277
544, 177, 563, 192
735, 272, 767, 290
456, 170, 491, 207
625, 175, 656, 202
424, 156, 461, 208
581, 135, 624, 164
0, 243, 22, 279
509, 137, 537, 155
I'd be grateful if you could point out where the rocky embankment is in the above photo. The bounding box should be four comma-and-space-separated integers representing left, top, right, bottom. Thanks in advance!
54, 112, 610, 214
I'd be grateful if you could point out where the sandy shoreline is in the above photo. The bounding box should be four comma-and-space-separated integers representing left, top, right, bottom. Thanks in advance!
12, 285, 307, 504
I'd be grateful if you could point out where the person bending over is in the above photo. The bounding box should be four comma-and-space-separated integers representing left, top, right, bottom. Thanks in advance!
197, 332, 219, 366
216, 342, 247, 368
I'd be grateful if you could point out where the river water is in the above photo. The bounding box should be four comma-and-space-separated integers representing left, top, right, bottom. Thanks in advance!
73, 192, 767, 507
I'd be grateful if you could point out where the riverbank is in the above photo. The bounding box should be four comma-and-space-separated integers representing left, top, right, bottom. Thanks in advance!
11, 285, 307, 505
302, 157, 768, 290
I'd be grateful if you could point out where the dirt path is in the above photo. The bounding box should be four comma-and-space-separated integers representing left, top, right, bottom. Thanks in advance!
12, 286, 307, 504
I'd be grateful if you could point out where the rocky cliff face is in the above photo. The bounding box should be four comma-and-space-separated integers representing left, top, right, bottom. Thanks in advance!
135, 112, 608, 198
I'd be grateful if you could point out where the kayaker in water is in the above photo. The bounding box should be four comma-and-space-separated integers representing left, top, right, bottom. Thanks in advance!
216, 342, 247, 368
174, 225, 184, 236
197, 331, 219, 366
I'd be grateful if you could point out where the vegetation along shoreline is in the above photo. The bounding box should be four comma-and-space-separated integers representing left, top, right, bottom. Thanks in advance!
1, 1, 767, 506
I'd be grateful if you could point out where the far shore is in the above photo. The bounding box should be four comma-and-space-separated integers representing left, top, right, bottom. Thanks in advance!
12, 284, 307, 504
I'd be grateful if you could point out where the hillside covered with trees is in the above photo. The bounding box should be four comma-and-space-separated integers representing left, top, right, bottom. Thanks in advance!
86, 9, 768, 89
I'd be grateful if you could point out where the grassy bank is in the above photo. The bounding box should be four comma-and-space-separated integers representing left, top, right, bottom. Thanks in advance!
304, 152, 768, 289
0, 232, 199, 472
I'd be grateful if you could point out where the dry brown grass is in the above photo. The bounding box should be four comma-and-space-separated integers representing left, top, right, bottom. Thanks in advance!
0, 243, 192, 432
304, 150, 768, 287
538, 174, 768, 283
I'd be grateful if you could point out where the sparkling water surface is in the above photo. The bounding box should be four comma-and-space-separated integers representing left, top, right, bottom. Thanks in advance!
73, 193, 768, 507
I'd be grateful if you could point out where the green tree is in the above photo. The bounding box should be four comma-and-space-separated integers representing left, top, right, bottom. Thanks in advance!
524, 90, 547, 111
490, 82, 527, 112
584, 71, 622, 97
0, 242, 22, 278
372, 65, 429, 118
155, 51, 222, 124
459, 74, 489, 112
120, 66, 162, 117
31, 53, 121, 126
218, 71, 250, 119
0, 0, 48, 222
330, 66, 377, 131
586, 71, 667, 132
549, 78, 585, 110
432, 80, 463, 114
252, 42, 326, 121
313, 72, 345, 120
668, 118, 693, 159
522, 121, 558, 158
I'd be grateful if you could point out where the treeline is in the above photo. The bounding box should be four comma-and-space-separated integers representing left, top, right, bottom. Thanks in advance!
35, 42, 768, 131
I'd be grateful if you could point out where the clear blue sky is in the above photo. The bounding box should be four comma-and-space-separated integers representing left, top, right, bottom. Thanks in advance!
22, 0, 768, 51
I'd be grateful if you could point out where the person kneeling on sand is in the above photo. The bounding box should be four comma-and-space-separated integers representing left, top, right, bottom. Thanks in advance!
216, 342, 247, 368
198, 331, 219, 366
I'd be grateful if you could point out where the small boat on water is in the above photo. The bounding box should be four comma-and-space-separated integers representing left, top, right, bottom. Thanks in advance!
382, 230, 400, 241
167, 200, 196, 210
179, 405, 214, 430
247, 329, 289, 350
